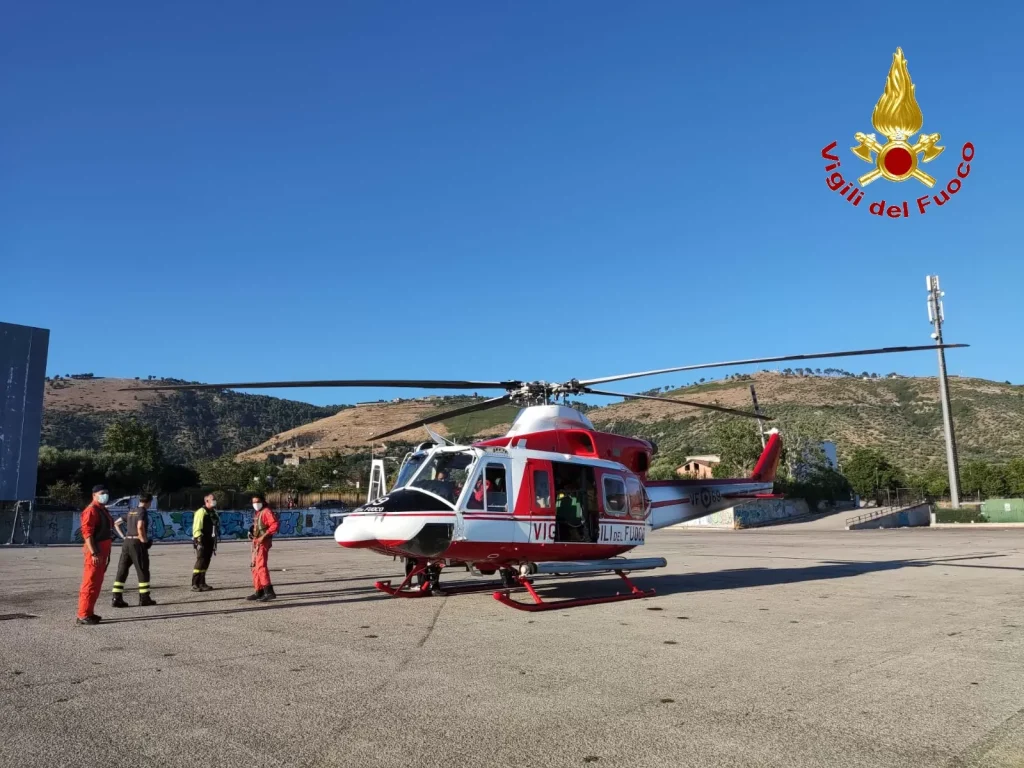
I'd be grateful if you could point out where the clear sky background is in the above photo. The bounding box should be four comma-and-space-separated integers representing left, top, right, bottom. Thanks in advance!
3, 1, 1022, 406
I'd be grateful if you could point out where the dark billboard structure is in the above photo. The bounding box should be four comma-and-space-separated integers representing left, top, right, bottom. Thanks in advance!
0, 323, 50, 501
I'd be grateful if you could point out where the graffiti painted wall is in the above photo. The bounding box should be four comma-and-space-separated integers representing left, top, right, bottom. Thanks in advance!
64, 508, 338, 544
677, 499, 810, 529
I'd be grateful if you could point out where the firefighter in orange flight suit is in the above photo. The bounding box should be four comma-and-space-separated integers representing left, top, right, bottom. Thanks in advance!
246, 494, 280, 602
77, 484, 114, 625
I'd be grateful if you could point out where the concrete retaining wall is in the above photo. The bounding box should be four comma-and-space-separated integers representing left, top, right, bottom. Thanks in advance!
677, 498, 811, 530
1, 507, 338, 546
847, 503, 931, 530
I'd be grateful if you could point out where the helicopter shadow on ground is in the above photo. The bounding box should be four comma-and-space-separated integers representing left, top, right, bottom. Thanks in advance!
102, 588, 390, 624
152, 583, 383, 607
625, 552, 1023, 598
507, 553, 1021, 603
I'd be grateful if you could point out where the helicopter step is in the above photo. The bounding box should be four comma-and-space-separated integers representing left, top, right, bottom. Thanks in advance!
493, 557, 665, 612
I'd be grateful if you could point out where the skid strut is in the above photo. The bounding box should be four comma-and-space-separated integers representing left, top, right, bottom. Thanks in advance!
376, 564, 522, 598
375, 562, 431, 598
493, 569, 655, 612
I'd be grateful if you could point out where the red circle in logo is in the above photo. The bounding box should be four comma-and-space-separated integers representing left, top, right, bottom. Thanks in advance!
883, 147, 914, 176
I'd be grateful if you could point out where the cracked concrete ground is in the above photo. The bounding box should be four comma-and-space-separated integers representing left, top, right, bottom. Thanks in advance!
2, 528, 1024, 768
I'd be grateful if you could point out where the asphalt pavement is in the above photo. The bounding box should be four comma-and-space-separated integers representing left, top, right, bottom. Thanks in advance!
2, 527, 1024, 768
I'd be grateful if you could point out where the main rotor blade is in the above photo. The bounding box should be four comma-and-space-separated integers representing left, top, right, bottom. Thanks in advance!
579, 343, 969, 387
118, 379, 520, 393
368, 394, 514, 442
583, 388, 773, 421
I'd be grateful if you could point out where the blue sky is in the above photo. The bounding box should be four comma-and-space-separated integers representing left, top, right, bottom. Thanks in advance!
3, 1, 1022, 406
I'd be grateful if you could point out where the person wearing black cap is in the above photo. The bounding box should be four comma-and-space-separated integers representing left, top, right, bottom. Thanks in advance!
111, 494, 157, 608
77, 484, 114, 625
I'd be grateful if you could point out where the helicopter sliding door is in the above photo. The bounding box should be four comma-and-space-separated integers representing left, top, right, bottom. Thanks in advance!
551, 461, 599, 544
460, 454, 516, 546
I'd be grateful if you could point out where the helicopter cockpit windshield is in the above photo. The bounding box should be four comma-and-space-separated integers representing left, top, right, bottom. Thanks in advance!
407, 450, 477, 505
393, 452, 428, 489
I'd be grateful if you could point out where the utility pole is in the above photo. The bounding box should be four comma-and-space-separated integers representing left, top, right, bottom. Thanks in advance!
927, 275, 961, 508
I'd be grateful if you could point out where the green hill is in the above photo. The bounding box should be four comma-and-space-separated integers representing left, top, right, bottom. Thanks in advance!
585, 372, 1024, 471
42, 377, 343, 464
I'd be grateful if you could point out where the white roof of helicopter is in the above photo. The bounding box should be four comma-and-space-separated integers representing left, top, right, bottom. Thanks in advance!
505, 404, 595, 436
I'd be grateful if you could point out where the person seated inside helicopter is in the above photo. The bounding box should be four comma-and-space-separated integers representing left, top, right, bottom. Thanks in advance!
555, 476, 587, 542
421, 468, 457, 503
466, 476, 490, 510
465, 467, 506, 512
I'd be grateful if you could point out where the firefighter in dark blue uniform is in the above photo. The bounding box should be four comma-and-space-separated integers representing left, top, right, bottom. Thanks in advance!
111, 494, 157, 607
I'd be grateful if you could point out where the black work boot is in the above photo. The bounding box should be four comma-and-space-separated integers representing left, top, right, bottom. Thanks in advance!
139, 593, 157, 607
245, 589, 265, 601
259, 585, 277, 602
191, 573, 202, 592
76, 615, 101, 626
112, 594, 129, 608
198, 573, 213, 592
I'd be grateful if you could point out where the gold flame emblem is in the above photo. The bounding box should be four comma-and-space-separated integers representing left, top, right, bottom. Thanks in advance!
851, 48, 944, 187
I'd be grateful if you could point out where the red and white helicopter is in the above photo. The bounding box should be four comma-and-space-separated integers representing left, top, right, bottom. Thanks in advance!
134, 342, 965, 611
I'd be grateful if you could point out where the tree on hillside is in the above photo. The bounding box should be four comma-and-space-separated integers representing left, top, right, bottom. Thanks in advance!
46, 480, 83, 508
907, 467, 950, 498
843, 449, 905, 498
103, 418, 162, 470
1006, 458, 1024, 497
960, 461, 1009, 500
710, 420, 764, 477
198, 457, 260, 491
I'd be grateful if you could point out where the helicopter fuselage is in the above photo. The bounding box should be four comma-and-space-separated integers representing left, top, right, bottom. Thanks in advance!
335, 405, 781, 571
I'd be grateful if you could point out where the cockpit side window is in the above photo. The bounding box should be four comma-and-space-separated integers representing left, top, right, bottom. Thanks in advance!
466, 462, 508, 512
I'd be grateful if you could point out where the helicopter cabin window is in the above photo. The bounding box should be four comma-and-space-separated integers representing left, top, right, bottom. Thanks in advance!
626, 476, 646, 520
533, 470, 551, 509
603, 475, 629, 518
551, 462, 598, 543
466, 463, 508, 512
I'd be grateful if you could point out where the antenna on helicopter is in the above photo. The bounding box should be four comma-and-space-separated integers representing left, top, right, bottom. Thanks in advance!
424, 426, 452, 446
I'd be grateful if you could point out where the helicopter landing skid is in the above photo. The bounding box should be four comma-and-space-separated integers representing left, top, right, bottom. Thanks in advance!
376, 564, 524, 598
492, 570, 655, 612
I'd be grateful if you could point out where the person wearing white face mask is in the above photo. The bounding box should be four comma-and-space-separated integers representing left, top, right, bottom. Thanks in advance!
245, 494, 280, 602
76, 483, 114, 625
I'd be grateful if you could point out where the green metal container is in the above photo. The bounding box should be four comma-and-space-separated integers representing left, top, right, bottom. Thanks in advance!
981, 498, 1024, 523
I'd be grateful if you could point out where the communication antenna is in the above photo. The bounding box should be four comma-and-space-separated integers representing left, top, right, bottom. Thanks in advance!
927, 275, 962, 508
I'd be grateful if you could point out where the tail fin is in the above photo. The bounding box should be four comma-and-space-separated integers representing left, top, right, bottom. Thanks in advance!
750, 430, 782, 482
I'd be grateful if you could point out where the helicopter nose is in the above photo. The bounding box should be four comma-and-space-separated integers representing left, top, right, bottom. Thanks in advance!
335, 512, 431, 550
334, 514, 379, 549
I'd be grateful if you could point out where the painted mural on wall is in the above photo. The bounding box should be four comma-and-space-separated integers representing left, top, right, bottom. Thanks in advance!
70, 508, 339, 544
679, 499, 810, 529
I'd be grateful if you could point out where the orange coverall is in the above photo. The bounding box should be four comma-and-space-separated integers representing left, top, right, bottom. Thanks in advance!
251, 507, 280, 591
78, 502, 114, 619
